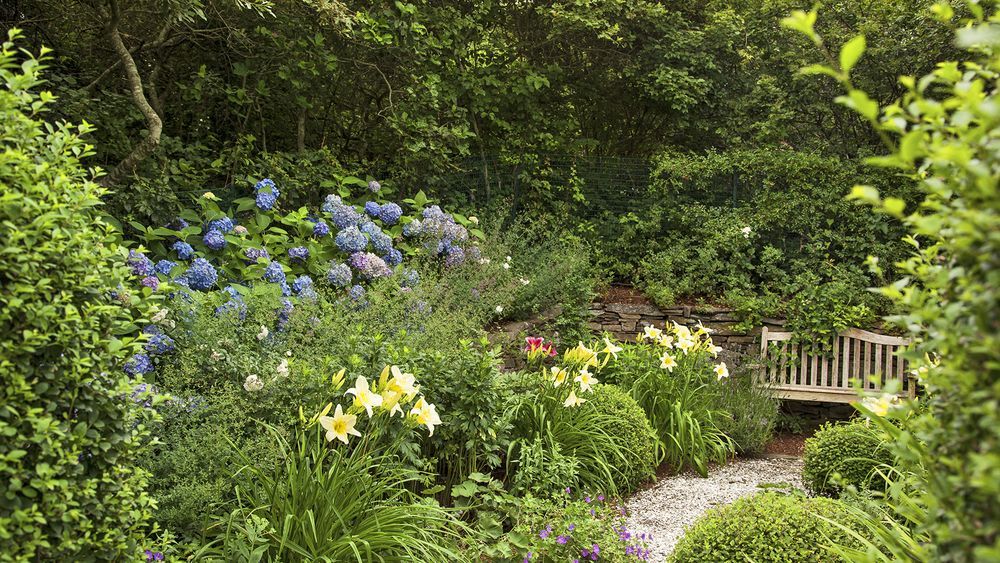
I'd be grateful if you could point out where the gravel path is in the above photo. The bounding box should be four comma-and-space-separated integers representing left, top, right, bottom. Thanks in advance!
625, 457, 804, 561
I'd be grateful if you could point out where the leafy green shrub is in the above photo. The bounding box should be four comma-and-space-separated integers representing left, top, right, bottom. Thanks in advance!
709, 369, 778, 455
803, 420, 894, 496
197, 425, 464, 562
506, 494, 651, 563
585, 384, 657, 492
0, 33, 157, 559
669, 492, 868, 562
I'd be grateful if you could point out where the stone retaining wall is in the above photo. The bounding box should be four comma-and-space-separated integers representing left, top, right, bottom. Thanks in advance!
587, 300, 786, 359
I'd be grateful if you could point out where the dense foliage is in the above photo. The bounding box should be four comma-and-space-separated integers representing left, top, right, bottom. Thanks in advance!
669, 492, 867, 562
0, 34, 157, 559
802, 420, 894, 496
784, 4, 1000, 560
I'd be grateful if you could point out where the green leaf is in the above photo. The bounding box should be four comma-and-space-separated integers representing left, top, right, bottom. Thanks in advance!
883, 197, 906, 218
839, 35, 865, 74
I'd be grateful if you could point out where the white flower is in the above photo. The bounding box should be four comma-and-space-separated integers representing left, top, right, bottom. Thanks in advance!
286, 350, 292, 357
469, 215, 479, 225
574, 368, 597, 392
151, 308, 169, 323
641, 325, 663, 341
243, 374, 264, 392
505, 255, 512, 262
660, 353, 677, 372
409, 398, 443, 436
276, 359, 289, 378
256, 325, 269, 341
740, 226, 752, 238
479, 257, 491, 265
713, 362, 730, 380
346, 376, 383, 418
519, 278, 530, 285
860, 394, 899, 417
496, 305, 504, 313
563, 390, 586, 408
211, 350, 222, 362
502, 263, 511, 270
162, 319, 176, 330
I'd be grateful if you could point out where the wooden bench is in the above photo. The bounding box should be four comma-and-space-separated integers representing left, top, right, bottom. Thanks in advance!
758, 327, 916, 403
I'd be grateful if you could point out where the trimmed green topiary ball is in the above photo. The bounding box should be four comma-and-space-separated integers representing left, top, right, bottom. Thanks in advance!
669, 492, 866, 562
585, 383, 657, 493
803, 419, 895, 496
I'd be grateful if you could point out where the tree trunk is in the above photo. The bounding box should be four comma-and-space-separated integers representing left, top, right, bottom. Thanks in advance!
99, 0, 163, 187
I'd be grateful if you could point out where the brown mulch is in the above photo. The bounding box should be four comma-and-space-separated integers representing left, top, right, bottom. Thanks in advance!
763, 433, 807, 457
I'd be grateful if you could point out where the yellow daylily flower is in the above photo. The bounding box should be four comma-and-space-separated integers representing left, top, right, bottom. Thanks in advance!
387, 365, 420, 400
657, 334, 674, 348
642, 325, 663, 342
713, 362, 730, 380
346, 376, 383, 417
564, 342, 599, 367
563, 390, 586, 408
409, 398, 443, 436
860, 394, 899, 417
380, 389, 405, 416
601, 337, 623, 359
672, 322, 693, 341
660, 353, 677, 372
319, 404, 361, 444
575, 368, 598, 393
550, 366, 568, 387
695, 321, 714, 336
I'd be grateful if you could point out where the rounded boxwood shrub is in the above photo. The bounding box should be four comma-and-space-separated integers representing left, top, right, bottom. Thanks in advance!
585, 384, 657, 493
669, 492, 865, 562
803, 419, 894, 496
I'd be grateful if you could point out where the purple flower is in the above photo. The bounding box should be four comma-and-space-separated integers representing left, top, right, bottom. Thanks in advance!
288, 246, 310, 262
585, 496, 592, 503
368, 180, 381, 193
255, 178, 279, 210
204, 229, 226, 251
348, 252, 392, 280
539, 525, 551, 539
313, 220, 330, 237
127, 250, 155, 277
565, 487, 571, 495
171, 241, 195, 260
568, 524, 576, 531
598, 494, 605, 502
444, 245, 465, 267
348, 284, 366, 301
557, 535, 569, 545
378, 202, 403, 225
141, 276, 159, 290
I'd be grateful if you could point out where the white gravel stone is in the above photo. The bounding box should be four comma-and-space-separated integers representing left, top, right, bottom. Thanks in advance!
624, 457, 804, 561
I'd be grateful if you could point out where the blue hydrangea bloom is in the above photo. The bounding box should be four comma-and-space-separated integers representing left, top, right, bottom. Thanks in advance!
288, 246, 310, 262
313, 220, 330, 238
145, 332, 175, 355
402, 219, 422, 237
383, 248, 403, 267
445, 245, 466, 267
349, 284, 366, 301
168, 218, 189, 230
326, 262, 352, 287
279, 281, 291, 297
207, 216, 235, 233
422, 205, 447, 221
277, 298, 294, 330
322, 194, 362, 229
130, 382, 158, 408
204, 229, 226, 251
127, 250, 155, 277
215, 285, 248, 319
364, 201, 381, 218
368, 180, 381, 193
141, 276, 159, 290
172, 241, 195, 260
378, 202, 403, 225
184, 258, 218, 291
154, 260, 177, 275
264, 261, 286, 284
467, 246, 482, 262
360, 221, 381, 237
335, 226, 368, 253
245, 247, 269, 264
255, 178, 280, 210
124, 353, 154, 376
292, 275, 318, 300
370, 231, 393, 255
400, 268, 420, 288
